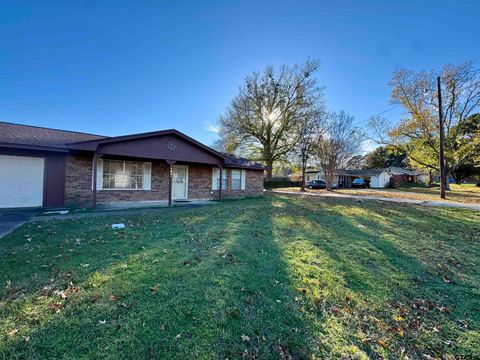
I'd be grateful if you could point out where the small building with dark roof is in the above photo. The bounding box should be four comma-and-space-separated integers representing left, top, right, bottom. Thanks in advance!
0, 121, 267, 209
305, 167, 422, 188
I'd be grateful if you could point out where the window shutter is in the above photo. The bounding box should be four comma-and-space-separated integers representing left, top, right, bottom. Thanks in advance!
212, 168, 219, 190
241, 170, 246, 190
143, 162, 152, 190
93, 158, 103, 190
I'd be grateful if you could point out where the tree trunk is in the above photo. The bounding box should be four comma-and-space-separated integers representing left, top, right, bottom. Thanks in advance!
445, 168, 451, 190
300, 158, 307, 192
265, 159, 273, 180
326, 168, 334, 191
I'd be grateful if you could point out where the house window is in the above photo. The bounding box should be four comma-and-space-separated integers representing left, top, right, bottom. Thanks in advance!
231, 169, 242, 190
102, 159, 144, 190
212, 168, 227, 190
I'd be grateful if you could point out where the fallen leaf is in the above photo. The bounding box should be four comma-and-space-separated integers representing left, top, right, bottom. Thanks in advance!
393, 315, 404, 322
7, 328, 19, 336
329, 306, 340, 314
54, 290, 67, 299
109, 294, 120, 302
438, 306, 451, 313
150, 284, 160, 293
49, 302, 62, 313
377, 339, 388, 349
241, 334, 250, 342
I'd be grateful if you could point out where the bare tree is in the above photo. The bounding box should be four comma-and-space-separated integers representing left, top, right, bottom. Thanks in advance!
218, 60, 324, 179
316, 111, 361, 190
295, 113, 323, 191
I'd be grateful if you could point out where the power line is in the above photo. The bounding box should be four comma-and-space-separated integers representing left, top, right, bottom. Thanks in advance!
352, 65, 479, 128
354, 105, 400, 126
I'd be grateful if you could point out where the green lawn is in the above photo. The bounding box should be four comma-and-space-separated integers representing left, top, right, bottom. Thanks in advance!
277, 183, 480, 204
1, 195, 479, 359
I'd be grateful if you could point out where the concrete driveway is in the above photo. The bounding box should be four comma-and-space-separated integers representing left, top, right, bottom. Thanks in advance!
0, 208, 40, 239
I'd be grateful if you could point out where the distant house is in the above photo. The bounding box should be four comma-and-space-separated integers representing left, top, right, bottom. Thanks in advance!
0, 121, 267, 209
305, 167, 422, 188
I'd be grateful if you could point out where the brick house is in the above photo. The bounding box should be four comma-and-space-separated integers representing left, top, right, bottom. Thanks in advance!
0, 121, 266, 209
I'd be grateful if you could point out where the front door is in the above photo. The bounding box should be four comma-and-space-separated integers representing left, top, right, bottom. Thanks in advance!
172, 165, 188, 200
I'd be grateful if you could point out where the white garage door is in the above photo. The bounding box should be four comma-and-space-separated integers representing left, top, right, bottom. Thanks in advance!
0, 155, 44, 208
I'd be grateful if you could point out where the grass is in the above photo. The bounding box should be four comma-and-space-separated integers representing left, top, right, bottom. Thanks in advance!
277, 183, 480, 204
1, 195, 479, 359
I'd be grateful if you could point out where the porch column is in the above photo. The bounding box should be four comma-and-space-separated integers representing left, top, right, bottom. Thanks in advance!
167, 160, 176, 207
92, 153, 98, 209
218, 165, 223, 202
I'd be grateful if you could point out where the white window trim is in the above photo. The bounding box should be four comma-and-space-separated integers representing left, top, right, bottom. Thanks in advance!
241, 169, 246, 190
231, 169, 246, 191
212, 168, 227, 191
94, 159, 152, 191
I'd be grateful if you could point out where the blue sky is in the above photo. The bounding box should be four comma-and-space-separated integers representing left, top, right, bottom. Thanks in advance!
1, 0, 479, 147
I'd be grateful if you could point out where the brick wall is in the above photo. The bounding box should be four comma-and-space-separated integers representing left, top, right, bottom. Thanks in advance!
64, 155, 264, 207
64, 155, 94, 207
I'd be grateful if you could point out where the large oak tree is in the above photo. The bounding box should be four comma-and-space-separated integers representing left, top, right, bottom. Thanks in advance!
218, 60, 324, 179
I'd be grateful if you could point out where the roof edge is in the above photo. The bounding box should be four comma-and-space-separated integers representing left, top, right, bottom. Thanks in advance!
0, 142, 69, 153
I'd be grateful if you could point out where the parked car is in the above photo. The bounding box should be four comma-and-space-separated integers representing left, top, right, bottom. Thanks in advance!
307, 179, 326, 189
307, 180, 337, 189
351, 178, 368, 189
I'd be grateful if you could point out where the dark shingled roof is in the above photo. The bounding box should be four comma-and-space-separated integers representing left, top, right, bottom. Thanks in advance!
0, 121, 267, 170
221, 152, 268, 170
336, 168, 388, 176
0, 121, 105, 150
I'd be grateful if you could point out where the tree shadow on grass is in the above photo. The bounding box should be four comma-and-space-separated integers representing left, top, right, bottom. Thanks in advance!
1, 195, 479, 359
1, 198, 322, 359
270, 194, 480, 357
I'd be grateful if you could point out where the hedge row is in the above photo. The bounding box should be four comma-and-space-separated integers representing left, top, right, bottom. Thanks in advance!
264, 180, 302, 189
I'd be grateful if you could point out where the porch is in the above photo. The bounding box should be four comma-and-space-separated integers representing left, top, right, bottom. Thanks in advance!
96, 198, 219, 210
65, 129, 265, 209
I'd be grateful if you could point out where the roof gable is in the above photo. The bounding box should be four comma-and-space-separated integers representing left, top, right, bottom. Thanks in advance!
68, 129, 225, 165
98, 133, 223, 165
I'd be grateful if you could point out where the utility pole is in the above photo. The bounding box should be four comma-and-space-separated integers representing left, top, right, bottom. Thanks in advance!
437, 76, 446, 199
